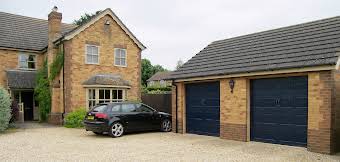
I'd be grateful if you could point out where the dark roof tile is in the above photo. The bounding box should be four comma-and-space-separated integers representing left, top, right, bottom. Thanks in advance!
171, 16, 340, 79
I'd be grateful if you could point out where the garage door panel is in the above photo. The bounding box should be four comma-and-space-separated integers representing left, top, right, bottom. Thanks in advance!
186, 82, 220, 137
251, 76, 307, 147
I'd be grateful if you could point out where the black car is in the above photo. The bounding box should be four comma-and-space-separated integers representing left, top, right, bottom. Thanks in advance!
83, 102, 172, 137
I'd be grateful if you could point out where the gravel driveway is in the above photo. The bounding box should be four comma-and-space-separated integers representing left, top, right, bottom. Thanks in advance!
0, 122, 339, 162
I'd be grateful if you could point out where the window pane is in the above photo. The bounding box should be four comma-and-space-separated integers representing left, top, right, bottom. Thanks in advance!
121, 104, 136, 113
99, 90, 104, 99
92, 55, 98, 63
87, 55, 92, 63
105, 90, 110, 99
112, 90, 117, 99
92, 105, 107, 112
19, 54, 27, 61
118, 90, 123, 99
120, 50, 126, 58
111, 105, 120, 112
28, 62, 35, 69
28, 55, 35, 61
115, 58, 120, 65
19, 61, 28, 68
87, 46, 92, 54
92, 46, 98, 55
120, 58, 126, 66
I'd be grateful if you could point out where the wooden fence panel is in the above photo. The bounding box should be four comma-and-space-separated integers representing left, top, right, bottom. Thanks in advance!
141, 93, 172, 114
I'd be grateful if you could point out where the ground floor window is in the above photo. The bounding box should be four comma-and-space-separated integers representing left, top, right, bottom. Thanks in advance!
86, 88, 126, 109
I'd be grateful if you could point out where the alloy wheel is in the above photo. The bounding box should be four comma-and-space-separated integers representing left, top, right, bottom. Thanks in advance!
111, 123, 124, 137
162, 120, 172, 132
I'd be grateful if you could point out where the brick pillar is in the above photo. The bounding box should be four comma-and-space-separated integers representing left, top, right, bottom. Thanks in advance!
334, 70, 340, 152
47, 6, 63, 125
220, 78, 248, 141
172, 82, 185, 133
308, 71, 336, 154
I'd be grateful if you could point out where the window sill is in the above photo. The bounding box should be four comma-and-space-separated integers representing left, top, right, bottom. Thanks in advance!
114, 64, 127, 68
17, 68, 37, 71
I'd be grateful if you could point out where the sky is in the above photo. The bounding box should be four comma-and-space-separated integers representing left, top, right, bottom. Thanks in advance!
2, 0, 340, 70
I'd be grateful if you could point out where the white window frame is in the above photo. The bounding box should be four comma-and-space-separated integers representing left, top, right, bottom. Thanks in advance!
86, 88, 126, 109
18, 53, 37, 70
114, 48, 127, 67
85, 44, 100, 65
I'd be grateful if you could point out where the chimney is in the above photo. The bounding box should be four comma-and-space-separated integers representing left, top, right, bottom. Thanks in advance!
48, 6, 62, 47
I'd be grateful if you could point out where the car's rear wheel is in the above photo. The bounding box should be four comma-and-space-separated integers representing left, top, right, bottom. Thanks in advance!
161, 119, 172, 132
109, 122, 124, 138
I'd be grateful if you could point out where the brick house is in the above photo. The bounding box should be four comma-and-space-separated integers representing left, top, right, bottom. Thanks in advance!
170, 16, 340, 154
0, 7, 145, 124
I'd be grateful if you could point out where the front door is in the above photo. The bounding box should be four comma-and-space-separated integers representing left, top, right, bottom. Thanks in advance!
21, 91, 34, 121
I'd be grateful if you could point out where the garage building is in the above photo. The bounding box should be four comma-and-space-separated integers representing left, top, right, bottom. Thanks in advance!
170, 16, 340, 154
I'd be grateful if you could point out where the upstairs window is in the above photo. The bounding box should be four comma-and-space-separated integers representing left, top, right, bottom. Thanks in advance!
86, 45, 99, 64
18, 53, 36, 69
114, 48, 127, 67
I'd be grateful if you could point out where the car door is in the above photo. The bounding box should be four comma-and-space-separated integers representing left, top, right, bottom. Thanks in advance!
121, 103, 145, 131
135, 104, 159, 130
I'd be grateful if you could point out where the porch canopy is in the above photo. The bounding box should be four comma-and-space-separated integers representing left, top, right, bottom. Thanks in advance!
6, 70, 36, 89
82, 74, 131, 88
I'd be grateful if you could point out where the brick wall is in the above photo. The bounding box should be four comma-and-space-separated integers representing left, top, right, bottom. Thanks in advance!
63, 15, 142, 112
220, 78, 248, 141
308, 71, 336, 154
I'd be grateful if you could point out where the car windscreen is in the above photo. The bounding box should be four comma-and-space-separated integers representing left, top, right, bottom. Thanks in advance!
91, 105, 108, 112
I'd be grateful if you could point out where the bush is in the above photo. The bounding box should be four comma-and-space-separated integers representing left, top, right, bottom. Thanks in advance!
0, 87, 11, 132
146, 86, 171, 91
64, 108, 87, 128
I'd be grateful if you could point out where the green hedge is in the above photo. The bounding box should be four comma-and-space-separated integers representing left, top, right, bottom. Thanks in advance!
64, 108, 87, 128
146, 86, 171, 92
35, 60, 51, 121
0, 87, 11, 132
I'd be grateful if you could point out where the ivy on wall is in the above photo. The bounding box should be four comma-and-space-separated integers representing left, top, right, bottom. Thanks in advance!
35, 60, 51, 121
49, 51, 64, 81
35, 51, 64, 121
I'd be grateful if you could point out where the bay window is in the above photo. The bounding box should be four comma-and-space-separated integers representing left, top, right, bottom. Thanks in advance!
87, 88, 126, 109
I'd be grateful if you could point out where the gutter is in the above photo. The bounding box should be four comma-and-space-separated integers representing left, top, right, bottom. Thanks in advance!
62, 44, 66, 121
172, 80, 178, 133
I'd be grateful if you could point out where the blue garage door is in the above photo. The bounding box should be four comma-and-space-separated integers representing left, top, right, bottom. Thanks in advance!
186, 82, 220, 136
251, 76, 308, 146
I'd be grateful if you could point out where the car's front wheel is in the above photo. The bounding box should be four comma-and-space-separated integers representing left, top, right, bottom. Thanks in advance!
161, 119, 172, 132
109, 122, 124, 138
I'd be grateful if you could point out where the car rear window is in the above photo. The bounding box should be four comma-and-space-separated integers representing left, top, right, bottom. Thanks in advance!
91, 105, 108, 112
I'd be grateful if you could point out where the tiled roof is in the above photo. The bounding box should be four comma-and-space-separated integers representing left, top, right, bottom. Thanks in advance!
0, 11, 77, 51
83, 74, 131, 87
6, 70, 37, 89
147, 72, 173, 81
171, 16, 340, 79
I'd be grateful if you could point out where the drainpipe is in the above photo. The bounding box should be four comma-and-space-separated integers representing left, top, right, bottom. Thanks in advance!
172, 80, 178, 133
62, 44, 66, 120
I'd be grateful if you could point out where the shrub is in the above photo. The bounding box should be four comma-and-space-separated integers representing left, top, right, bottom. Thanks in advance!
146, 86, 171, 92
64, 108, 87, 128
0, 87, 11, 132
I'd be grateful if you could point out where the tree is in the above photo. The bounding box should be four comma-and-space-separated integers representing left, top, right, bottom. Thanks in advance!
141, 59, 168, 86
73, 11, 101, 26
141, 59, 154, 86
176, 59, 184, 70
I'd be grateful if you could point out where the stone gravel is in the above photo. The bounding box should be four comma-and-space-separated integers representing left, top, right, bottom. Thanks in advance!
0, 123, 339, 162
